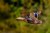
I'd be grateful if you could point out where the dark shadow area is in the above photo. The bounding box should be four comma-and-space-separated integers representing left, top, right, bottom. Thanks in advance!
42, 1, 46, 10
32, 0, 40, 6
0, 12, 11, 20
4, 0, 22, 7
4, 21, 17, 29
0, 26, 3, 31
33, 0, 40, 3
17, 0, 23, 7
13, 2, 18, 6
4, 0, 17, 7
8, 24, 16, 29
43, 28, 48, 33
4, 0, 13, 5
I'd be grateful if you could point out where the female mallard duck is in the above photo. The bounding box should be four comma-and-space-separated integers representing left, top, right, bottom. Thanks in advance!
16, 8, 42, 24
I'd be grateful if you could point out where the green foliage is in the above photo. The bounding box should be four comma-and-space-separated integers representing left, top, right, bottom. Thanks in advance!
0, 0, 49, 33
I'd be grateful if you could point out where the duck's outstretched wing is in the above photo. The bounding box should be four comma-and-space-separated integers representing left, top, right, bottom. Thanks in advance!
16, 17, 26, 21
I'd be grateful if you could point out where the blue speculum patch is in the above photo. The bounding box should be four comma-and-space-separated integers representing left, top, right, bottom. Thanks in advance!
34, 13, 38, 18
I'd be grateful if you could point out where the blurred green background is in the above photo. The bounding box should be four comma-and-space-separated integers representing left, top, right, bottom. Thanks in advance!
0, 0, 50, 33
